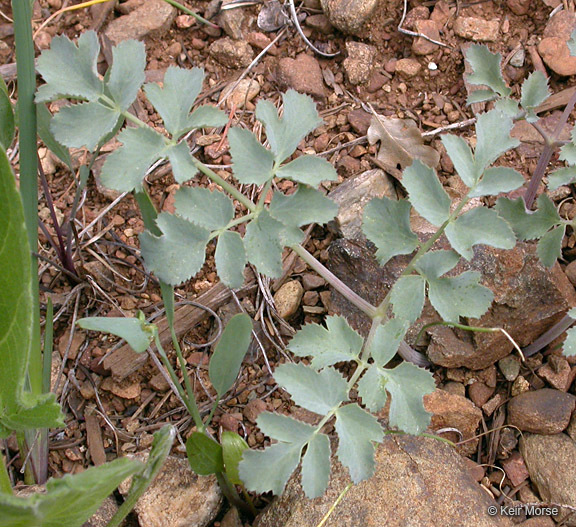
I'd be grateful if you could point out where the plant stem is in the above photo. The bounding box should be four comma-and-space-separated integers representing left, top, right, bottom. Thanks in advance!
215, 471, 254, 518
161, 0, 219, 28
0, 448, 12, 494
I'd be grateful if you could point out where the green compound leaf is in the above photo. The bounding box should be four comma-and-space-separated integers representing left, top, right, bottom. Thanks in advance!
215, 231, 247, 289
51, 102, 119, 151
301, 432, 331, 498
520, 70, 550, 110
243, 210, 286, 277
186, 104, 228, 130
474, 110, 519, 172
275, 155, 338, 186
229, 127, 275, 185
469, 166, 525, 197
166, 142, 197, 184
445, 207, 515, 260
0, 77, 14, 149
139, 213, 210, 286
0, 457, 143, 527
362, 197, 419, 266
548, 166, 576, 190
256, 90, 322, 163
107, 39, 146, 111
494, 97, 520, 117
186, 432, 224, 476
222, 431, 249, 485
367, 319, 409, 367
402, 160, 450, 227
287, 315, 364, 369
36, 31, 103, 102
269, 185, 338, 227
464, 44, 511, 97
390, 275, 426, 323
467, 89, 498, 105
274, 363, 348, 415
441, 134, 477, 187
209, 313, 252, 397
562, 326, 576, 356
175, 186, 234, 231
537, 224, 565, 268
334, 404, 383, 484
144, 67, 205, 139
359, 363, 434, 434
496, 194, 562, 240
100, 126, 166, 192
77, 316, 154, 353
257, 412, 316, 443
426, 271, 494, 322
415, 249, 460, 279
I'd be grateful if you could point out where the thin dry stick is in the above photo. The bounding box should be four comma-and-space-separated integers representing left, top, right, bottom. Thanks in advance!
397, 0, 451, 49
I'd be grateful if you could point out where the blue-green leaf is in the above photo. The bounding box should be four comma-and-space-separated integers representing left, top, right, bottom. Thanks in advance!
215, 231, 246, 289
229, 127, 275, 185
495, 194, 561, 240
334, 404, 383, 484
186, 105, 228, 130
77, 316, 154, 353
537, 224, 565, 268
474, 110, 519, 172
563, 326, 576, 356
144, 67, 205, 139
467, 89, 498, 105
441, 134, 477, 187
275, 155, 337, 187
274, 363, 348, 415
367, 319, 409, 367
139, 213, 210, 285
445, 207, 515, 260
107, 39, 146, 111
415, 249, 460, 279
243, 210, 285, 277
100, 126, 166, 192
175, 187, 234, 231
548, 166, 576, 190
560, 141, 576, 165
209, 313, 253, 396
494, 98, 520, 117
36, 31, 103, 102
166, 142, 197, 184
403, 160, 450, 227
520, 71, 549, 110
301, 432, 331, 498
287, 315, 363, 369
390, 275, 426, 323
469, 166, 525, 197
464, 44, 511, 97
569, 28, 576, 57
256, 412, 316, 443
362, 197, 419, 265
37, 104, 73, 171
269, 185, 338, 227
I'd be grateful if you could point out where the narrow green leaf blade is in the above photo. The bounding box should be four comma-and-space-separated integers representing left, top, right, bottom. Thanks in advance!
362, 197, 419, 265
77, 317, 154, 353
464, 44, 511, 97
274, 363, 348, 415
520, 71, 549, 110
301, 433, 331, 498
275, 155, 337, 187
367, 319, 409, 367
175, 186, 234, 231
243, 210, 284, 277
0, 77, 14, 149
185, 432, 224, 475
215, 231, 247, 289
287, 315, 363, 369
469, 166, 525, 197
402, 160, 450, 227
427, 271, 494, 321
36, 31, 103, 102
100, 126, 166, 192
139, 213, 210, 285
209, 313, 253, 396
222, 431, 249, 485
229, 127, 275, 185
269, 185, 338, 227
144, 67, 205, 138
445, 207, 516, 260
107, 39, 146, 111
334, 404, 383, 484
51, 102, 119, 151
537, 224, 565, 268
441, 134, 477, 187
390, 275, 426, 323
474, 110, 519, 172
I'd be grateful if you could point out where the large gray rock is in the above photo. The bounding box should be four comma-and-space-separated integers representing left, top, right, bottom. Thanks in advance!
520, 434, 576, 526
254, 435, 512, 527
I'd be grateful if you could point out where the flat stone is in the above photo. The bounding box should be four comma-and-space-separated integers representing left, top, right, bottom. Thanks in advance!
538, 37, 576, 76
343, 41, 377, 85
412, 19, 442, 56
301, 273, 325, 290
507, 388, 576, 434
253, 435, 513, 527
101, 377, 141, 400
219, 78, 260, 110
320, 0, 379, 36
395, 58, 422, 79
305, 14, 333, 34
218, 0, 244, 39
454, 17, 500, 42
520, 433, 576, 526
347, 108, 371, 135
538, 356, 574, 391
499, 356, 521, 382
209, 37, 254, 69
501, 451, 529, 487
277, 54, 325, 99
274, 280, 304, 319
119, 454, 222, 527
468, 381, 494, 407
423, 389, 483, 455
104, 0, 175, 48
506, 0, 531, 15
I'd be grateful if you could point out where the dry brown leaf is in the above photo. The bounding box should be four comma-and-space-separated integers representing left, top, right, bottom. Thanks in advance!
367, 114, 440, 176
